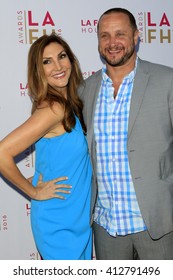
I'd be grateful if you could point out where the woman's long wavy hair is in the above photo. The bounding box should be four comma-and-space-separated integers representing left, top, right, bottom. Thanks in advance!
27, 33, 86, 133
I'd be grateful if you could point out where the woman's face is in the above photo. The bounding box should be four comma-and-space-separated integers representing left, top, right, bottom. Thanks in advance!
42, 42, 72, 95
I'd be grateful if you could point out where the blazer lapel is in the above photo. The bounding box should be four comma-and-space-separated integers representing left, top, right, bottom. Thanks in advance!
128, 59, 150, 139
86, 72, 102, 150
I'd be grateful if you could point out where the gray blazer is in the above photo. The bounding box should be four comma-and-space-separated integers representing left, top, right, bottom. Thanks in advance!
79, 58, 173, 239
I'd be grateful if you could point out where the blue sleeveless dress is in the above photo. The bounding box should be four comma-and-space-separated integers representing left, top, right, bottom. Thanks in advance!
31, 117, 92, 260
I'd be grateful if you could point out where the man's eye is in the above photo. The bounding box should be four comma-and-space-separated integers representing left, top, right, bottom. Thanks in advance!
100, 34, 108, 39
117, 33, 124, 37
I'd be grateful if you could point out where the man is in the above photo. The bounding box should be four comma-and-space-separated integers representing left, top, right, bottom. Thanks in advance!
79, 8, 173, 259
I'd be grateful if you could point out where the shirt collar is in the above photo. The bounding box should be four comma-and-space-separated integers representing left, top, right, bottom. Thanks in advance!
102, 57, 138, 83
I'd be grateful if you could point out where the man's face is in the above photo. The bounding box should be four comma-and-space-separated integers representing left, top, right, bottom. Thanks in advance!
98, 12, 139, 67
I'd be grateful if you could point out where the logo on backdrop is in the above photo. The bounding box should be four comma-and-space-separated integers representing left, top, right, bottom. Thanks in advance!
137, 12, 172, 43
20, 82, 29, 97
26, 203, 31, 216
17, 146, 35, 171
0, 214, 8, 231
80, 19, 98, 33
82, 71, 95, 79
17, 10, 62, 44
23, 146, 35, 169
30, 252, 41, 260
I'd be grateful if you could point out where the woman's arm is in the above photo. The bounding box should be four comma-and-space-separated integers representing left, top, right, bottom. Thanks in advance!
0, 104, 71, 200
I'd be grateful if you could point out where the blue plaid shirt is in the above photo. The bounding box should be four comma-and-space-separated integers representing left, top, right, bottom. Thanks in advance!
94, 59, 147, 236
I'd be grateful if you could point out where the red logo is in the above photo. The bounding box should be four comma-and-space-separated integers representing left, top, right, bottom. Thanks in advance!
137, 12, 172, 43
83, 71, 95, 79
19, 83, 29, 97
17, 10, 62, 44
26, 203, 31, 216
81, 19, 98, 34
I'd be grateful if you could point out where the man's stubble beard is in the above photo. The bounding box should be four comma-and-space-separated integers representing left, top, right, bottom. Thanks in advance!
99, 45, 136, 67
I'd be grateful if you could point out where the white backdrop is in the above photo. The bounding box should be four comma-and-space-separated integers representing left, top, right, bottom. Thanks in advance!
0, 0, 173, 260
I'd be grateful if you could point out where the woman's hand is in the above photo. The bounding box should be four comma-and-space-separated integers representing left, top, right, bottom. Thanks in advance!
31, 175, 72, 200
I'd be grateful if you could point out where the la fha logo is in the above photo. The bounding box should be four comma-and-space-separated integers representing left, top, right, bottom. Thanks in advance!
17, 10, 62, 44
137, 12, 172, 43
81, 19, 98, 33
26, 203, 31, 216
20, 82, 29, 97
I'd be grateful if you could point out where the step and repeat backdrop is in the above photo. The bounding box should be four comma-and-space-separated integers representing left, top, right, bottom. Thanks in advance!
0, 0, 173, 259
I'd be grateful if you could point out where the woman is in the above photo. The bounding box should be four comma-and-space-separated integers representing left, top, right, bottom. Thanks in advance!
0, 33, 92, 260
